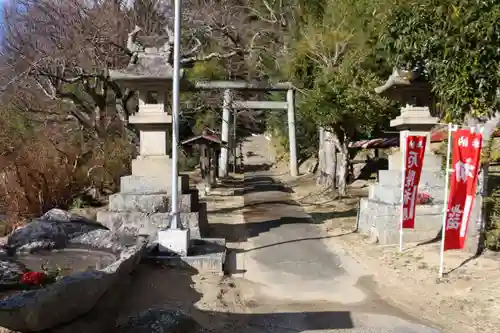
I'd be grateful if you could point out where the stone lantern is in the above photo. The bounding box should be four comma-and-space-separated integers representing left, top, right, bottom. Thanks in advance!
97, 27, 207, 256
107, 26, 190, 190
357, 68, 445, 245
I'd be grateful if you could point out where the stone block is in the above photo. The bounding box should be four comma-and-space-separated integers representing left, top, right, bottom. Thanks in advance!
183, 189, 200, 212
464, 196, 483, 253
358, 198, 443, 245
198, 202, 209, 237
96, 211, 203, 239
108, 193, 168, 213
368, 184, 445, 204
138, 128, 169, 156
378, 169, 445, 188
143, 238, 226, 275
129, 112, 172, 124
120, 174, 189, 194
158, 228, 190, 256
131, 156, 172, 178
388, 152, 443, 171
390, 106, 438, 128
108, 191, 199, 213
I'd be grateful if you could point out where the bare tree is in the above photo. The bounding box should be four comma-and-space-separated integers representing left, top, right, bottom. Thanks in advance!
1, 0, 265, 141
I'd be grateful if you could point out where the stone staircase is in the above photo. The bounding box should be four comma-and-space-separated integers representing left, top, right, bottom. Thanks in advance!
97, 174, 208, 240
358, 164, 445, 245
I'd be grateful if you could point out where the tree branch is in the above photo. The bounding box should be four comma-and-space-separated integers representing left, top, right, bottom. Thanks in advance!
180, 50, 240, 66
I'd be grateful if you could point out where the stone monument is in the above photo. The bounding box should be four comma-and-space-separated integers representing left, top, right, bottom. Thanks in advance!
97, 26, 208, 254
357, 68, 446, 244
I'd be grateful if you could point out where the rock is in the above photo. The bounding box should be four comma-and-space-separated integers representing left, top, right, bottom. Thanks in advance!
0, 242, 146, 332
7, 209, 108, 253
117, 308, 212, 333
41, 209, 106, 228
0, 261, 25, 286
69, 207, 108, 222
69, 230, 126, 252
69, 229, 140, 252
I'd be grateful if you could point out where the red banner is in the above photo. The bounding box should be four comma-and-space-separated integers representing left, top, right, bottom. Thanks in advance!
444, 129, 483, 250
402, 135, 427, 228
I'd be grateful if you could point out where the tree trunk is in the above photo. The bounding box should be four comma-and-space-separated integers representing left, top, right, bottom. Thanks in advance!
332, 145, 338, 190
209, 148, 217, 188
337, 138, 349, 197
317, 127, 326, 185
323, 129, 338, 190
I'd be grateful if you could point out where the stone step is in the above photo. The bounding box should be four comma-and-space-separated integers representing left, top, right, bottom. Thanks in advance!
388, 152, 443, 171
378, 169, 445, 188
143, 238, 226, 275
108, 190, 200, 213
96, 209, 208, 240
357, 198, 442, 245
120, 174, 190, 194
359, 197, 443, 217
368, 184, 445, 204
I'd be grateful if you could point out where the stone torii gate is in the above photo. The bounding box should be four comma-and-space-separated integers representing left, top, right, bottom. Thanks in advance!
193, 81, 298, 177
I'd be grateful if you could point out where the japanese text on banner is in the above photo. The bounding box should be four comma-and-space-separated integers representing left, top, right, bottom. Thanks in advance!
444, 129, 482, 250
402, 135, 426, 229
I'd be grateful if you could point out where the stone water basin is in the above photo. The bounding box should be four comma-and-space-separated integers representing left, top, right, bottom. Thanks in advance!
0, 209, 147, 332
13, 247, 119, 277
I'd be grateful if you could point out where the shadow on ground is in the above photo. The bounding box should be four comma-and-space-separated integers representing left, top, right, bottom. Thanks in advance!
243, 163, 273, 173
242, 176, 293, 195
106, 263, 355, 332
210, 163, 357, 244
310, 209, 358, 224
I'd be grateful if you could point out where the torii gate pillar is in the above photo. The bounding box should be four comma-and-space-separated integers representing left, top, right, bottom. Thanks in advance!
287, 89, 298, 176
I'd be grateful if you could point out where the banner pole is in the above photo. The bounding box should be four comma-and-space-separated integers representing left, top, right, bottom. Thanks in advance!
399, 131, 408, 252
439, 123, 453, 278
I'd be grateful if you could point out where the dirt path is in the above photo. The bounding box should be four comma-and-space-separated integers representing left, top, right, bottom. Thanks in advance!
220, 135, 440, 332
282, 171, 500, 333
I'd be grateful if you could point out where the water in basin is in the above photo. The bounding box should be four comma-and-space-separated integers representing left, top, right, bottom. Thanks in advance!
14, 248, 118, 276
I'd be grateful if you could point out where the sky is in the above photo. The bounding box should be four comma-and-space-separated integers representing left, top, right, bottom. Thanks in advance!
0, 2, 3, 42
0, 1, 4, 25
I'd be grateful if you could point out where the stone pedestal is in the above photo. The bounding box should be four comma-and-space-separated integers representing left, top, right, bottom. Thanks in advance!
98, 73, 208, 242
357, 106, 445, 244
97, 174, 208, 240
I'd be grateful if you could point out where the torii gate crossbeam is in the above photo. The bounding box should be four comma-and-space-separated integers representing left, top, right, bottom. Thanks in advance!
191, 81, 298, 177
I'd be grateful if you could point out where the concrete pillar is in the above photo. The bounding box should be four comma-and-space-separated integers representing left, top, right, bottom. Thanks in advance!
287, 89, 298, 176
219, 89, 231, 178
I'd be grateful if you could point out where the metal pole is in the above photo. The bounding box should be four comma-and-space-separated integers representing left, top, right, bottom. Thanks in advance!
287, 89, 298, 176
439, 123, 454, 278
219, 89, 231, 177
170, 0, 182, 229
399, 130, 408, 252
